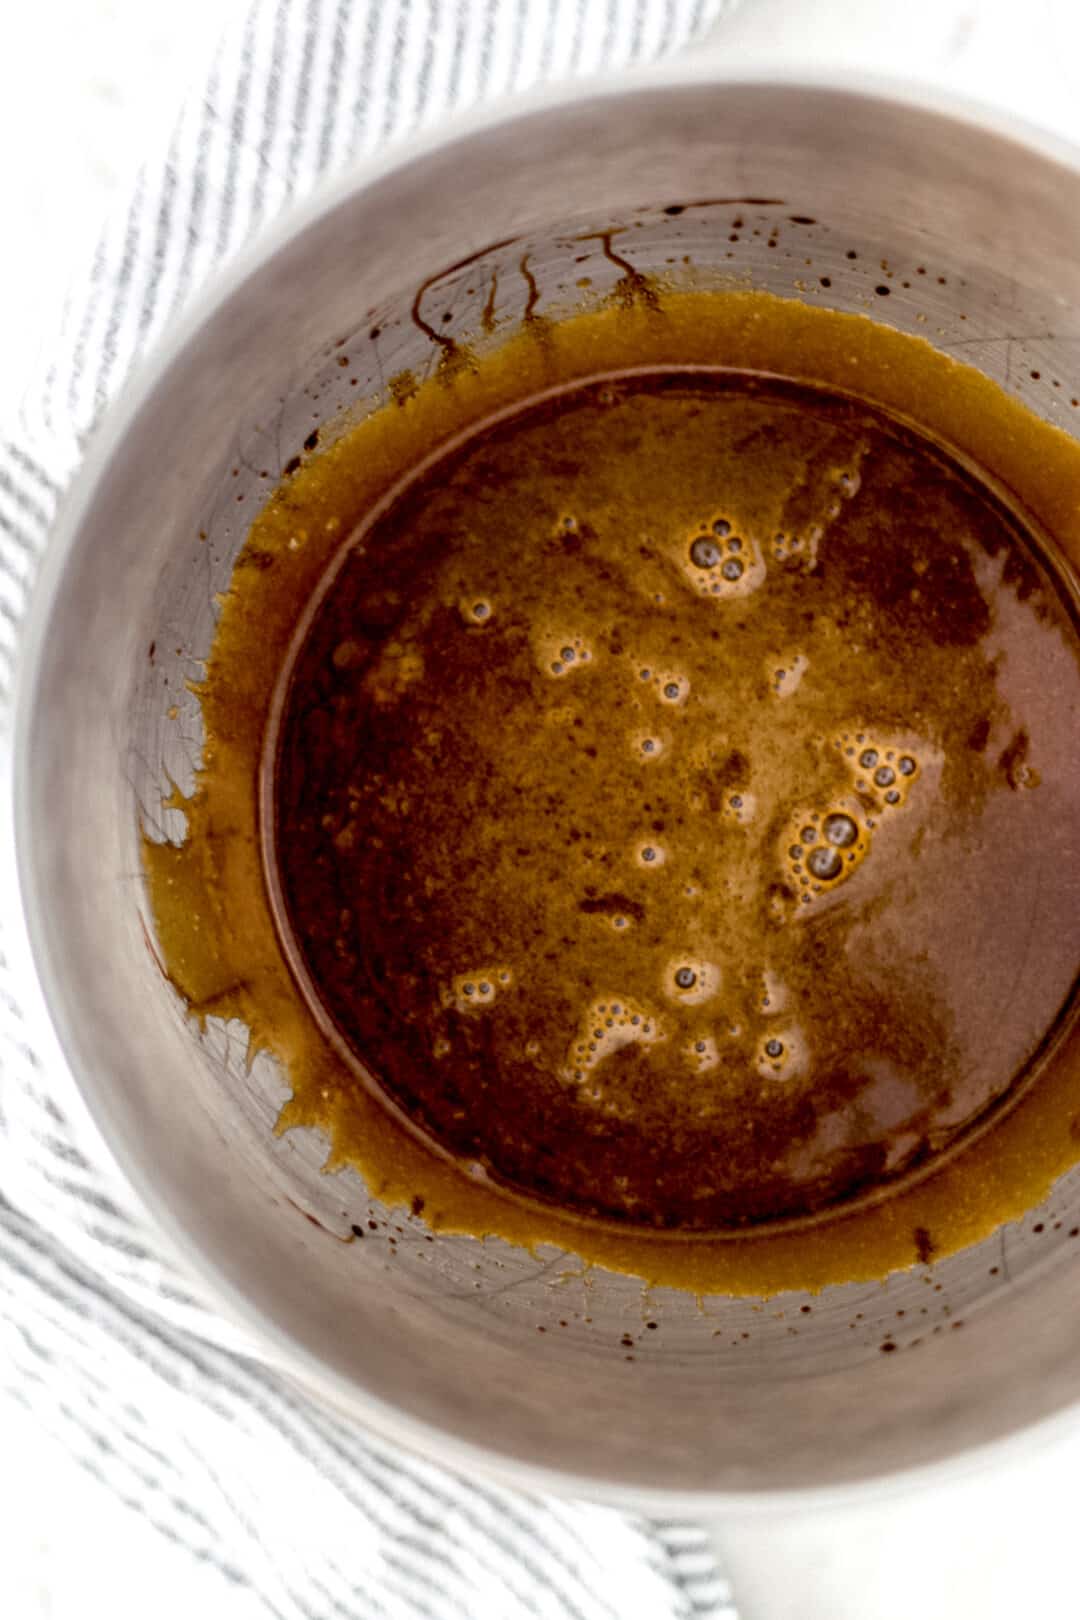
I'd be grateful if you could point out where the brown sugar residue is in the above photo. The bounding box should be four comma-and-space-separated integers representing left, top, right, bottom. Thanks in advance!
143, 285, 1080, 1296
580, 231, 661, 312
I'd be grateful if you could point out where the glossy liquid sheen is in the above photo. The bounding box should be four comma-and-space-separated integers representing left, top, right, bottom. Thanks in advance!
270, 370, 1080, 1233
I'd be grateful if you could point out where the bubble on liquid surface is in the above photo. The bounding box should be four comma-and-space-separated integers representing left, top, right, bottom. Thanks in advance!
713, 518, 732, 537
823, 812, 858, 848
808, 845, 843, 881
690, 535, 722, 569
783, 758, 902, 909
899, 755, 917, 776
782, 809, 856, 897
443, 967, 512, 1013
722, 557, 744, 581
664, 958, 721, 1006
765, 1038, 784, 1059
724, 788, 757, 826
654, 671, 689, 706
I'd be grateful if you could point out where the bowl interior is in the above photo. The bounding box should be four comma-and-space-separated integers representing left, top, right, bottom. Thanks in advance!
18, 78, 1080, 1500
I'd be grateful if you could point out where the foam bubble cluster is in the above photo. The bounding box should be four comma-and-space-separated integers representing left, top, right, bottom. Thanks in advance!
836, 731, 920, 811
563, 997, 664, 1095
778, 731, 925, 910
681, 516, 766, 601
442, 966, 513, 1013
780, 804, 871, 906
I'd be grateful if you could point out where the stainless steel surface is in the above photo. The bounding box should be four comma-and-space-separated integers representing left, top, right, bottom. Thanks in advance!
15, 71, 1080, 1505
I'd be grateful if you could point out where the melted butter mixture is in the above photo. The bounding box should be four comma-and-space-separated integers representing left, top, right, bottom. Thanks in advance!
145, 287, 1080, 1293
271, 371, 1080, 1231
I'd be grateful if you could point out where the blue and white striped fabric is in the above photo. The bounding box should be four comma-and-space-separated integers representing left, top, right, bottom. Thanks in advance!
0, 1, 740, 1616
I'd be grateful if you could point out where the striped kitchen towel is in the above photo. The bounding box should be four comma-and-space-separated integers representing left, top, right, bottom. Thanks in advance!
0, 1, 739, 1617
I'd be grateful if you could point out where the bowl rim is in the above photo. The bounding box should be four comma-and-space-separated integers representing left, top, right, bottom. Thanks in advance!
13, 56, 1080, 1512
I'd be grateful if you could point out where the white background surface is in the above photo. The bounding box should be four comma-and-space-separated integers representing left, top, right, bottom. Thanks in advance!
7, 2, 1080, 1617
1, 12, 252, 1618
0, 1405, 264, 1620
0, 0, 242, 423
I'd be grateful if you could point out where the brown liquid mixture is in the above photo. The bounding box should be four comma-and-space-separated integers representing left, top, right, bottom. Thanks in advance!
270, 371, 1080, 1232
145, 287, 1080, 1292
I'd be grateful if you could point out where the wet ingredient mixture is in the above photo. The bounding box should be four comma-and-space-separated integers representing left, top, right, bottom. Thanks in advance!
145, 287, 1080, 1292
270, 371, 1080, 1233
